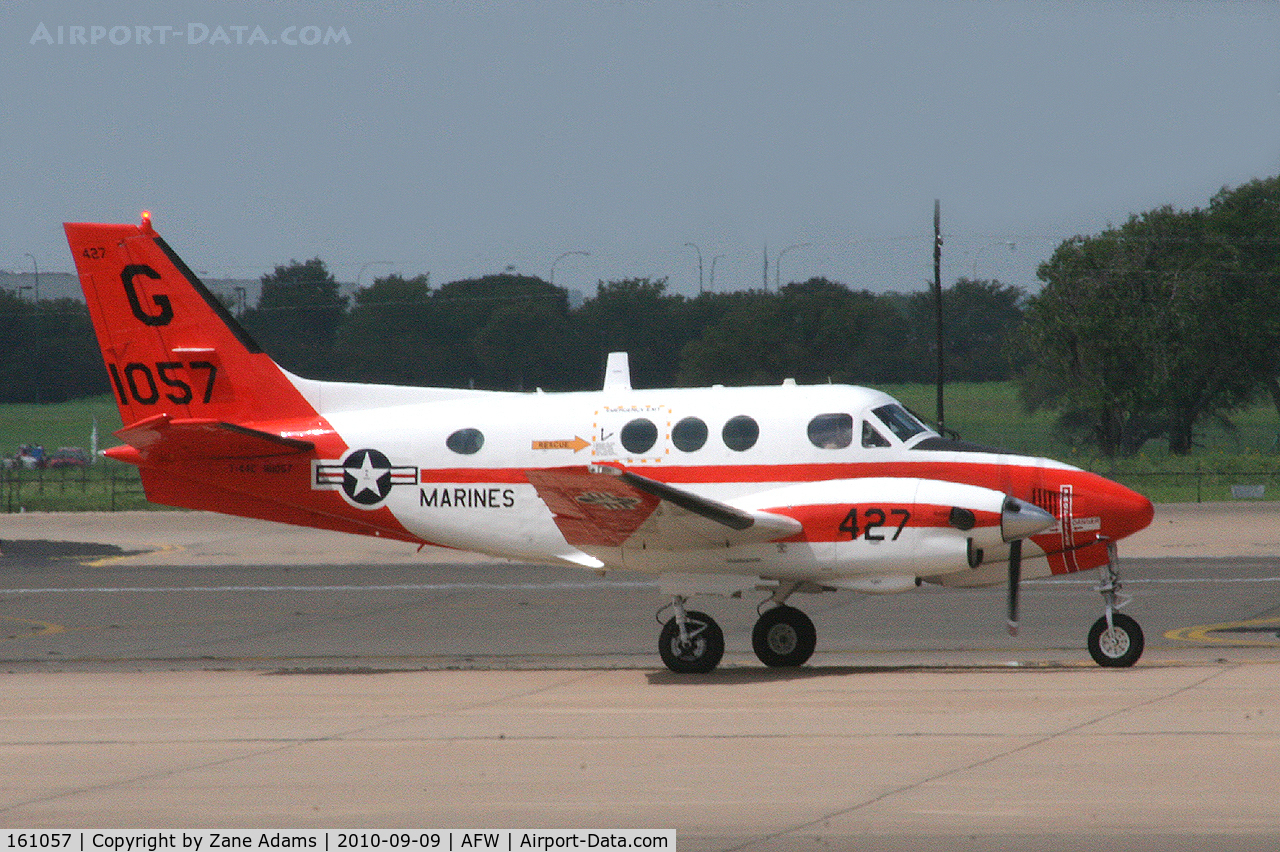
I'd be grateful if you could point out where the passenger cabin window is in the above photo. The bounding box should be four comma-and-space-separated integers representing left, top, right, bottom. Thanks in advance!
807, 413, 853, 449
873, 404, 927, 443
722, 415, 759, 452
671, 416, 708, 452
446, 427, 484, 455
621, 418, 658, 454
862, 420, 891, 448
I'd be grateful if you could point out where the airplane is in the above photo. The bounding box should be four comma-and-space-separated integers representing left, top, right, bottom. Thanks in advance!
63, 213, 1155, 674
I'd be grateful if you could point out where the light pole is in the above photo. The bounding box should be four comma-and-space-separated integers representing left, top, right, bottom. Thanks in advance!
708, 254, 725, 292
23, 253, 38, 303
775, 243, 811, 290
683, 243, 703, 293
550, 251, 589, 286
972, 241, 1016, 279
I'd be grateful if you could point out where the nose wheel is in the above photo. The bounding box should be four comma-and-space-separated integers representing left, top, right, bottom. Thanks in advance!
1088, 612, 1144, 667
1087, 542, 1144, 667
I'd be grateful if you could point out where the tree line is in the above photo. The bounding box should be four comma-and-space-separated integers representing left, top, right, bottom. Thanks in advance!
8, 172, 1278, 459
241, 269, 1024, 393
3, 269, 1022, 405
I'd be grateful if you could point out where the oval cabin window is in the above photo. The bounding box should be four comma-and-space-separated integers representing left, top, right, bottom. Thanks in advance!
446, 428, 484, 455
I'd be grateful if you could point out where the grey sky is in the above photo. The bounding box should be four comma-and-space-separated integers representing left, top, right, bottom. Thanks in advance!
3, 1, 1278, 299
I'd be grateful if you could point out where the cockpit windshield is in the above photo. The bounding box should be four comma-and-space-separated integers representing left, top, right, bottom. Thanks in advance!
872, 403, 928, 443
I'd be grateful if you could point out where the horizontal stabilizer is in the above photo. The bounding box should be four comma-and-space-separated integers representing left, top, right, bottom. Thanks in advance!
114, 413, 315, 460
526, 465, 801, 550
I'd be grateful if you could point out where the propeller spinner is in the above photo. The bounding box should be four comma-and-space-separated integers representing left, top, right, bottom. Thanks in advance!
998, 497, 1055, 636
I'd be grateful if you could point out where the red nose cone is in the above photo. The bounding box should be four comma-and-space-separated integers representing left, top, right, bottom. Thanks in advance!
1094, 475, 1155, 542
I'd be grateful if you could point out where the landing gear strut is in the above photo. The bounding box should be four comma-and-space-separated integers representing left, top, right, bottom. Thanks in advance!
1086, 542, 1144, 667
657, 596, 724, 674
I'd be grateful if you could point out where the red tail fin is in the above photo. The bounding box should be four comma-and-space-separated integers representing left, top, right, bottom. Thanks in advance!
64, 214, 317, 427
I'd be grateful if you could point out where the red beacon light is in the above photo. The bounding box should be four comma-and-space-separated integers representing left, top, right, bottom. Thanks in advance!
140, 210, 154, 234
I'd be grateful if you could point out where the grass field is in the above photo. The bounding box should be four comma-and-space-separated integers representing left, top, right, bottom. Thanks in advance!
2, 385, 1277, 511
886, 382, 1280, 502
0, 395, 150, 512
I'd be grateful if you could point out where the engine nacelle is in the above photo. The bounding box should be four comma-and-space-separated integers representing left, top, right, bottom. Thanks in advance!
736, 477, 1054, 579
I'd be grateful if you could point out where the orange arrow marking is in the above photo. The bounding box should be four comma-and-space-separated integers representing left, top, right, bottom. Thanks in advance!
532, 436, 591, 452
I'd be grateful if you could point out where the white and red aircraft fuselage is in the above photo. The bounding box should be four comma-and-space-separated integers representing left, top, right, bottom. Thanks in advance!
64, 215, 1154, 672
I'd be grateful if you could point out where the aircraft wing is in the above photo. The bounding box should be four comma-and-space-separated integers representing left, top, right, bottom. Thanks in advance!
525, 465, 801, 549
113, 412, 315, 460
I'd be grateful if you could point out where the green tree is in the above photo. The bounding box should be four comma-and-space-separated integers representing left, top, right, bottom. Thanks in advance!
905, 278, 1026, 382
242, 258, 348, 379
473, 299, 575, 390
334, 273, 451, 386
436, 273, 571, 389
572, 278, 690, 389
0, 294, 105, 403
1016, 206, 1254, 455
1205, 176, 1280, 426
676, 278, 912, 386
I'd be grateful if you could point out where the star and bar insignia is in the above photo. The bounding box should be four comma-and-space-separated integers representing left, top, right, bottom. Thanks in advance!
313, 448, 418, 507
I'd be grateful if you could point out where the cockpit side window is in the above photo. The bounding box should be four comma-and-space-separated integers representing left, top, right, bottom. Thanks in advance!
873, 404, 927, 442
861, 420, 891, 448
807, 413, 853, 449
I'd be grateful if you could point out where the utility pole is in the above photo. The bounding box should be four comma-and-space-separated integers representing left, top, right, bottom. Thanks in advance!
762, 244, 769, 291
934, 199, 945, 435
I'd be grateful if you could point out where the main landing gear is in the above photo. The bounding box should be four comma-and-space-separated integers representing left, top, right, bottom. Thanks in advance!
658, 583, 817, 674
1086, 543, 1144, 667
657, 597, 724, 674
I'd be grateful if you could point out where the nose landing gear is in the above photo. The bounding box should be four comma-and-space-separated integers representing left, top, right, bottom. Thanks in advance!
1086, 542, 1144, 667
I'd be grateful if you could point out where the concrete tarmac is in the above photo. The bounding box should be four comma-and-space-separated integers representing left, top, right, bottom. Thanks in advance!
3, 504, 1280, 849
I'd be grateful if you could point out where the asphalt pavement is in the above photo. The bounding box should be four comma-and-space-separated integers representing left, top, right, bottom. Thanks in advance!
2, 505, 1280, 849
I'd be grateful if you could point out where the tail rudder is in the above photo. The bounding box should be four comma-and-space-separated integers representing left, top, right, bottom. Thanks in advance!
64, 214, 316, 427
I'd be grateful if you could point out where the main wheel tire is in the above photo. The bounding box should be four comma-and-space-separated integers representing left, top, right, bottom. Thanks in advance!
658, 610, 724, 674
752, 605, 817, 668
1087, 613, 1144, 667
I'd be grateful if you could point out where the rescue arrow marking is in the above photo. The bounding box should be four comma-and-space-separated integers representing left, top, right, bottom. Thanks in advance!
532, 436, 590, 452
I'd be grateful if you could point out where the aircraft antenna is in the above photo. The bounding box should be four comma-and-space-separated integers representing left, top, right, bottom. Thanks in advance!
933, 199, 945, 435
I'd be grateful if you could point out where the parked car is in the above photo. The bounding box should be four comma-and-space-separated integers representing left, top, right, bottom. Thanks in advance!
46, 447, 91, 469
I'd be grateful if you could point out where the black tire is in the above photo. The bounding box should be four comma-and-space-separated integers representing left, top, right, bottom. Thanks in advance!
658, 610, 724, 674
1087, 613, 1144, 667
752, 605, 817, 668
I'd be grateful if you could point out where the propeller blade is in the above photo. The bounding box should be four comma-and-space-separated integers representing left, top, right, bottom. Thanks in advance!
1007, 537, 1022, 636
